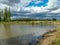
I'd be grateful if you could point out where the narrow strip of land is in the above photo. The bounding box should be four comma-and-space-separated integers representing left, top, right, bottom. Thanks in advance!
37, 30, 57, 45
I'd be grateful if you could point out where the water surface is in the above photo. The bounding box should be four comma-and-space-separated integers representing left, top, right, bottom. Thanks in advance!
0, 24, 56, 45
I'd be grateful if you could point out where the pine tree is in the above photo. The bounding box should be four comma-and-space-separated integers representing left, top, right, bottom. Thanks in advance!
3, 7, 11, 22
0, 10, 3, 21
4, 7, 7, 21
0, 16, 1, 21
7, 8, 11, 21
0, 11, 1, 21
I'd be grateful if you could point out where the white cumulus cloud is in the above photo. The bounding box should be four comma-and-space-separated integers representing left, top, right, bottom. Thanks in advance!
0, 0, 60, 13
50, 8, 60, 13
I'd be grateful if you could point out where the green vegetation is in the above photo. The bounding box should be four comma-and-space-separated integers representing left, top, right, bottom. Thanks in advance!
4, 8, 11, 22
0, 7, 11, 22
51, 26, 60, 45
11, 18, 57, 21
0, 10, 3, 21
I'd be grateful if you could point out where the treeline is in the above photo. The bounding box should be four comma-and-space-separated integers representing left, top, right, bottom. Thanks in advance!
0, 7, 11, 22
11, 18, 57, 21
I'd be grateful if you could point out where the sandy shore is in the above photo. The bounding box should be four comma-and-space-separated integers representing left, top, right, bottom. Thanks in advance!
0, 21, 59, 25
36, 30, 57, 45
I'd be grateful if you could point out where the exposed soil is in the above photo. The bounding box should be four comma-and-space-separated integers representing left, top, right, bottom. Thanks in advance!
36, 30, 57, 45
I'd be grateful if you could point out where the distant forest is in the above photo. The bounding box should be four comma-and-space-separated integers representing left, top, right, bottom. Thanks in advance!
11, 18, 57, 21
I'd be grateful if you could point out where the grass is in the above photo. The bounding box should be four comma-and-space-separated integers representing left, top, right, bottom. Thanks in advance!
51, 26, 60, 45
0, 21, 58, 25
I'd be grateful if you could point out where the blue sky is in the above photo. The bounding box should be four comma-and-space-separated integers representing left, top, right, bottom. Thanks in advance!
27, 0, 48, 7
0, 0, 60, 20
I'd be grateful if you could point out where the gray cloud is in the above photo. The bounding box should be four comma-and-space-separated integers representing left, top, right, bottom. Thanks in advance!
0, 0, 20, 6
0, 0, 60, 14
8, 0, 20, 3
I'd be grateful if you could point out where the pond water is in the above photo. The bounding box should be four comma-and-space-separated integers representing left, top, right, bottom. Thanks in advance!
0, 24, 56, 45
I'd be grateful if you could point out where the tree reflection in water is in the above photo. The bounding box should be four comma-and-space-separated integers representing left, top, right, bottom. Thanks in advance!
4, 24, 20, 45
4, 24, 12, 39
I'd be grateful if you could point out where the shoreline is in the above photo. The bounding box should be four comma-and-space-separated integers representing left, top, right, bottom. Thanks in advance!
0, 21, 59, 25
36, 29, 57, 45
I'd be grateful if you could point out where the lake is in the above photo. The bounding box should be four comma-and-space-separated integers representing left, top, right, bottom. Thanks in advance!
0, 24, 56, 45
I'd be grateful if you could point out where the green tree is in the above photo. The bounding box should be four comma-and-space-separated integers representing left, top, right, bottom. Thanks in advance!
52, 18, 56, 21
0, 17, 1, 21
0, 11, 1, 21
4, 7, 11, 22
7, 8, 11, 21
0, 10, 3, 21
4, 7, 7, 21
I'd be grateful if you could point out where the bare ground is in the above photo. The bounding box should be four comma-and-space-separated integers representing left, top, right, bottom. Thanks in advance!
37, 30, 57, 45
